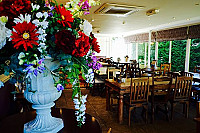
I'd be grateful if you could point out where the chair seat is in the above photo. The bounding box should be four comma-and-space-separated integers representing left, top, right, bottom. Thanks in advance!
149, 95, 168, 104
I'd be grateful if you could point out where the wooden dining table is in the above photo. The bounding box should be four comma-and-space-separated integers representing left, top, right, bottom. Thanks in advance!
105, 77, 175, 124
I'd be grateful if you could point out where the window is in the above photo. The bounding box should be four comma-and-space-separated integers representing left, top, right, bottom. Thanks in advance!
189, 39, 200, 72
150, 42, 155, 63
158, 41, 169, 66
138, 43, 146, 68
171, 40, 187, 72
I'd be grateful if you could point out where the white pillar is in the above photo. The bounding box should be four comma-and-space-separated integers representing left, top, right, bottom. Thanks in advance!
155, 41, 158, 61
148, 31, 152, 68
136, 43, 138, 62
185, 39, 191, 72
169, 41, 172, 63
144, 43, 147, 68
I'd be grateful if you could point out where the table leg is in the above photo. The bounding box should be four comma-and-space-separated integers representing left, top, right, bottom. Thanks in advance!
106, 86, 110, 111
118, 94, 123, 124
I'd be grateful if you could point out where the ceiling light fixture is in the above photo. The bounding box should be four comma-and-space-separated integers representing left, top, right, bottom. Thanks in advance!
146, 9, 159, 16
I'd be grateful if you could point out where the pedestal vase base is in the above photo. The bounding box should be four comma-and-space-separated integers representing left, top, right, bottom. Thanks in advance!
24, 117, 64, 133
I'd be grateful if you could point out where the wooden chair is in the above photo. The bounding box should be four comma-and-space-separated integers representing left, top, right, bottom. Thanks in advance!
179, 71, 194, 77
159, 63, 171, 76
92, 70, 106, 96
107, 68, 121, 110
128, 63, 141, 78
150, 76, 173, 123
124, 78, 150, 126
169, 76, 193, 120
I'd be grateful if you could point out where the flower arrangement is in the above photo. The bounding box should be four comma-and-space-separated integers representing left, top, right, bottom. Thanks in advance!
0, 0, 101, 127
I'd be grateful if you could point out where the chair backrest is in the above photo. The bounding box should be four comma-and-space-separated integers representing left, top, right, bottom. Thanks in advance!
107, 68, 121, 79
160, 63, 171, 76
173, 76, 193, 100
128, 63, 141, 78
180, 71, 194, 77
152, 76, 173, 98
129, 78, 150, 104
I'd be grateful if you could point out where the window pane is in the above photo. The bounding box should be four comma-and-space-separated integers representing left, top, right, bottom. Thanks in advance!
150, 43, 155, 63
138, 43, 146, 68
189, 39, 200, 72
171, 40, 187, 72
158, 41, 169, 66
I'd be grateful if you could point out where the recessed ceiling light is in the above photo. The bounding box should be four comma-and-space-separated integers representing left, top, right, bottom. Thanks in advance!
195, 3, 199, 6
92, 19, 95, 22
186, 18, 190, 21
172, 17, 176, 19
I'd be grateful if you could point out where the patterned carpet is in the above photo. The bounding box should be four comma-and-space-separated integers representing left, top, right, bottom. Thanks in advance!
56, 89, 196, 133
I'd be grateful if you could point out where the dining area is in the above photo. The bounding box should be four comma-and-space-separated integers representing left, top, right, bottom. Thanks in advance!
90, 58, 200, 132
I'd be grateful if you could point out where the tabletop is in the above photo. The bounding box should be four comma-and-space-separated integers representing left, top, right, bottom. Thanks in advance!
0, 108, 102, 133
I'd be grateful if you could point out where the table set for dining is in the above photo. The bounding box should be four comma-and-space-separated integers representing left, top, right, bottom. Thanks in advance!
104, 72, 199, 124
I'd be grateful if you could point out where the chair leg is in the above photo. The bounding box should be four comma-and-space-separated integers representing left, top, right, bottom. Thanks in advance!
183, 103, 185, 114
144, 105, 148, 124
151, 103, 155, 123
171, 102, 176, 120
128, 107, 131, 127
164, 103, 170, 121
185, 102, 189, 118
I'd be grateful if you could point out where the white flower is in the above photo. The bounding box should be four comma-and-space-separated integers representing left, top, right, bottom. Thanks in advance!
75, 104, 80, 110
6, 30, 12, 40
80, 104, 86, 112
85, 68, 94, 83
40, 20, 49, 29
18, 52, 25, 65
79, 112, 85, 117
73, 99, 80, 105
43, 12, 48, 19
80, 20, 92, 36
0, 23, 10, 49
14, 14, 31, 24
81, 95, 87, 103
36, 12, 43, 18
32, 19, 40, 27
74, 93, 79, 98
0, 80, 4, 88
31, 3, 40, 11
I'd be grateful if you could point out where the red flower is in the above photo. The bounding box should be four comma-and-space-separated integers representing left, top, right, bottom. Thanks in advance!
55, 30, 76, 54
89, 33, 101, 53
0, 0, 31, 25
11, 22, 39, 51
56, 5, 74, 28
73, 32, 90, 57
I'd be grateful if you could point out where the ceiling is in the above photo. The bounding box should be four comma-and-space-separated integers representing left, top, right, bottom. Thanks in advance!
57, 0, 200, 36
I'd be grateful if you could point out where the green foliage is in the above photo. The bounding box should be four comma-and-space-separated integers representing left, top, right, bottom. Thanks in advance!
171, 40, 187, 72
158, 41, 169, 66
189, 39, 200, 71
150, 43, 155, 63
